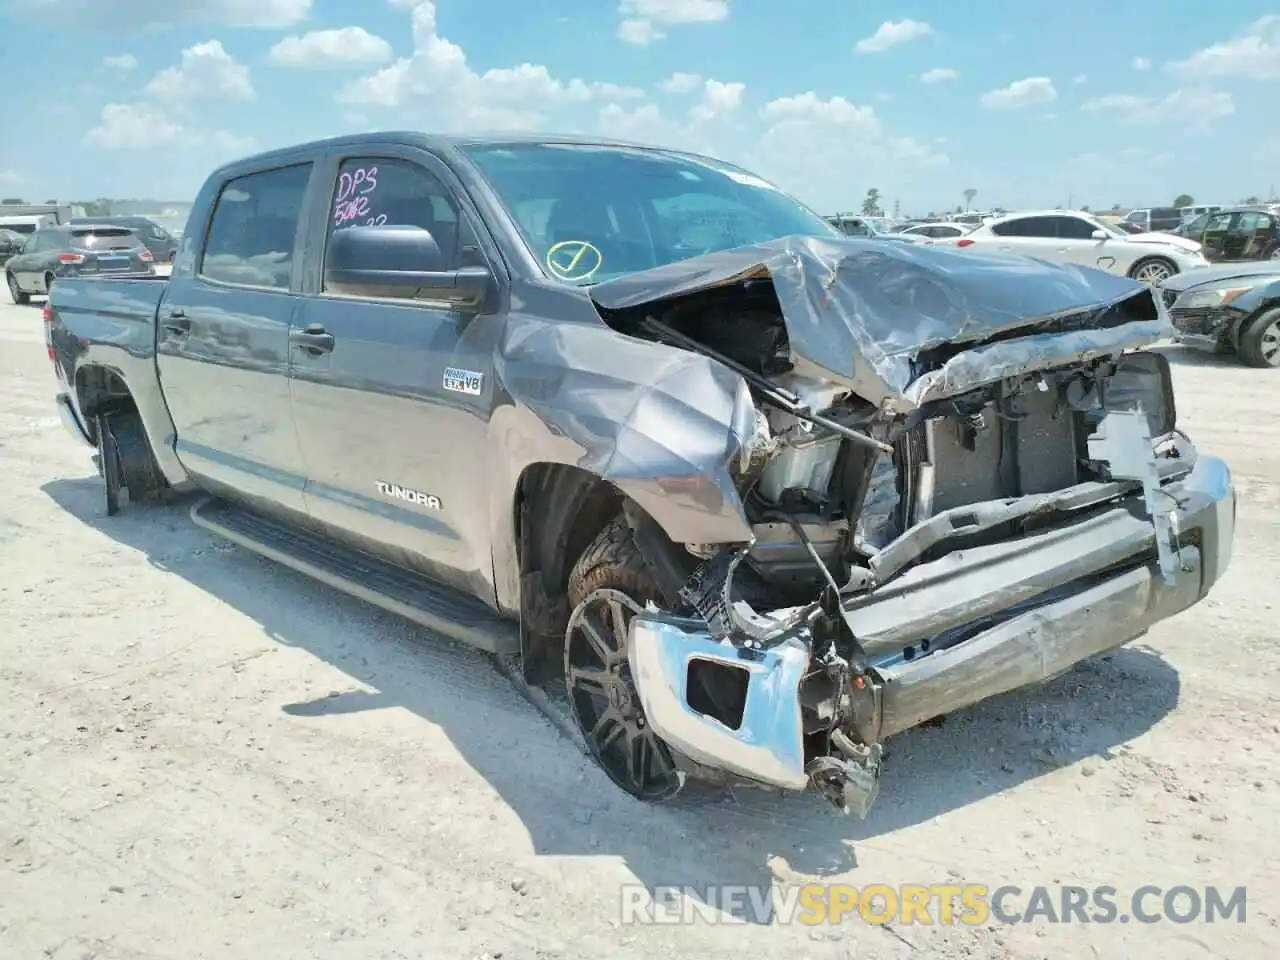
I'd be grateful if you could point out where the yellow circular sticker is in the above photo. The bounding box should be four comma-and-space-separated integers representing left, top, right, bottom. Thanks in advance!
546, 240, 604, 282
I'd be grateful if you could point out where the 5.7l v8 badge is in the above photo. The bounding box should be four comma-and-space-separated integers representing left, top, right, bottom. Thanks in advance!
443, 367, 483, 395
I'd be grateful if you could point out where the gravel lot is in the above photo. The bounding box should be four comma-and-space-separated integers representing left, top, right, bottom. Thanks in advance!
1, 294, 1276, 959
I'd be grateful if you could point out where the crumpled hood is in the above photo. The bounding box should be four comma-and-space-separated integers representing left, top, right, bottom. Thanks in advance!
588, 234, 1172, 408
1127, 230, 1201, 253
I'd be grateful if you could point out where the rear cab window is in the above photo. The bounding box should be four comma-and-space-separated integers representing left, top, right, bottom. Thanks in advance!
199, 163, 313, 290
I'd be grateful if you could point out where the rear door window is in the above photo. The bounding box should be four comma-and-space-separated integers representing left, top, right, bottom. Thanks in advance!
992, 217, 1058, 237
200, 162, 313, 290
1052, 216, 1097, 240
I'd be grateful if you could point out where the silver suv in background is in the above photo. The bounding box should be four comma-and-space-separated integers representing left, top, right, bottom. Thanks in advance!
5, 223, 155, 303
1122, 207, 1183, 233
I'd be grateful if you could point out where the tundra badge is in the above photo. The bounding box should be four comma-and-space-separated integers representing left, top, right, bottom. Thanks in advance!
443, 366, 483, 395
376, 481, 441, 510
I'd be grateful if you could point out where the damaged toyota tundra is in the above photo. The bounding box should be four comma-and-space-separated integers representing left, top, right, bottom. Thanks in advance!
45, 134, 1236, 818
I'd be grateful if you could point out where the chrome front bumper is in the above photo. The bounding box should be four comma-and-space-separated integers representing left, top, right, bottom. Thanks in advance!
627, 454, 1235, 792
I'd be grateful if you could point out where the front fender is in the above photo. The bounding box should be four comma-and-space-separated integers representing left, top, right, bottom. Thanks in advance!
486, 317, 758, 614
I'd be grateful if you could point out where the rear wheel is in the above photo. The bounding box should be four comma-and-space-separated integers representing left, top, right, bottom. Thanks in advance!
94, 410, 168, 513
1129, 256, 1177, 284
564, 517, 684, 802
6, 271, 28, 305
1238, 308, 1280, 368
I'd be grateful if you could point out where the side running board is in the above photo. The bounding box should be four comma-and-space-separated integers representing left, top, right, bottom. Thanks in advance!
190, 496, 520, 656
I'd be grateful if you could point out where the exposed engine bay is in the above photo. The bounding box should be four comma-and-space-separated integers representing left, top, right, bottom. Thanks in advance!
592, 271, 1199, 816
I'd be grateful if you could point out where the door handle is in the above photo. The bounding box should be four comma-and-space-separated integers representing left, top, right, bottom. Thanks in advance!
290, 324, 335, 354
162, 311, 190, 335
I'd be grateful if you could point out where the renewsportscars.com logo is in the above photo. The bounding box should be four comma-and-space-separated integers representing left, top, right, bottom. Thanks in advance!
619, 883, 1248, 927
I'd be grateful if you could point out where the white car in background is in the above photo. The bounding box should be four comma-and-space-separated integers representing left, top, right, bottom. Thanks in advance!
945, 209, 1209, 283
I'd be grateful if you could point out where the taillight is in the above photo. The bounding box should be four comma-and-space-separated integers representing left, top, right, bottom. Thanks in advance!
139, 249, 154, 262
57, 252, 84, 264
42, 302, 55, 363
956, 238, 976, 247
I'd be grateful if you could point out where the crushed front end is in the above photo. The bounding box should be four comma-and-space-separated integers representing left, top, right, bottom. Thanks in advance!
582, 237, 1236, 816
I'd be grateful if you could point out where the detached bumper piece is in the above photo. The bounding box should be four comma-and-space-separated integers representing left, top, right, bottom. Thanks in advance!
626, 452, 1234, 817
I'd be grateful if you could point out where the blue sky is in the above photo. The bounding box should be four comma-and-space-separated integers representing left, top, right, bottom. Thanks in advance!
2, 0, 1279, 215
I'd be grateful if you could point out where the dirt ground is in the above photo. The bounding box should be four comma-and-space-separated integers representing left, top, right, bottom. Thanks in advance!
0, 294, 1276, 960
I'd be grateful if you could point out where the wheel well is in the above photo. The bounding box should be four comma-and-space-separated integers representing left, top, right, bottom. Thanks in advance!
74, 366, 137, 440
514, 463, 624, 683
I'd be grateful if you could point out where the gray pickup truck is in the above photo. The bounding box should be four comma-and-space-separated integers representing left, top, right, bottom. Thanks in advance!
47, 132, 1236, 816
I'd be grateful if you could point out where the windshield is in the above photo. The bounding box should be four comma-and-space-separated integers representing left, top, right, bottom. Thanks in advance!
460, 142, 838, 284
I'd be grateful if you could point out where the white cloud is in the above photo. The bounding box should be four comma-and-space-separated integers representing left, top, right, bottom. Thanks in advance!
920, 67, 958, 83
981, 77, 1057, 109
747, 92, 946, 212
85, 104, 183, 148
269, 27, 394, 69
691, 78, 745, 120
338, 1, 641, 127
103, 54, 138, 73
12, 0, 310, 29
84, 103, 256, 159
145, 40, 254, 101
616, 0, 729, 45
855, 19, 933, 54
1132, 56, 1151, 71
659, 71, 703, 93
1081, 88, 1234, 125
1168, 14, 1280, 80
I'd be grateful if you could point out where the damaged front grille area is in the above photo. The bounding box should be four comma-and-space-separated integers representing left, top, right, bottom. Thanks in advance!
900, 380, 1083, 530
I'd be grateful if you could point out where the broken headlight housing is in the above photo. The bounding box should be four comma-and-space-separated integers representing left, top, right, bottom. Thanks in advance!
1069, 350, 1176, 440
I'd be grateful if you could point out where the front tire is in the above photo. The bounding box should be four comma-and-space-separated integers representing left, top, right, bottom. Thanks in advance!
6, 271, 28, 305
1129, 256, 1178, 284
564, 517, 684, 802
1238, 308, 1280, 368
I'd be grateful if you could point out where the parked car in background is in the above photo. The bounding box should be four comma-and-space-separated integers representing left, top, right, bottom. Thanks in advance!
944, 209, 1208, 283
897, 221, 972, 240
1157, 261, 1280, 367
0, 228, 24, 265
6, 223, 155, 304
825, 215, 923, 243
1122, 207, 1183, 233
1173, 207, 1280, 262
69, 215, 177, 264
0, 213, 59, 235
1180, 204, 1222, 223
1113, 220, 1146, 235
